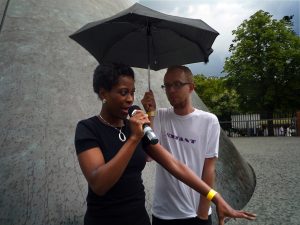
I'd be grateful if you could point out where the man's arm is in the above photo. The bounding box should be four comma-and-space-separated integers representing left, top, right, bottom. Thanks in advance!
197, 157, 217, 219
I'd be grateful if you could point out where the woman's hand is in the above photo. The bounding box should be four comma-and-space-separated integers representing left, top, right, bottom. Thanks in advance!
213, 193, 256, 225
129, 110, 150, 141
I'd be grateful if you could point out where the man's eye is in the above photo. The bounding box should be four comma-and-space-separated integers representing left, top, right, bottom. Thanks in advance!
174, 82, 182, 88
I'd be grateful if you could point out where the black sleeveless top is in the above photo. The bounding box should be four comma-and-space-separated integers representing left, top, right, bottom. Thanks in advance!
75, 116, 149, 222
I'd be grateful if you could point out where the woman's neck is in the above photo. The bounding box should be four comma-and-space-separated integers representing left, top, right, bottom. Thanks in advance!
99, 111, 124, 127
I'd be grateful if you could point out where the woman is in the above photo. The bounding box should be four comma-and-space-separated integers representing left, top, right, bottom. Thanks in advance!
74, 63, 256, 225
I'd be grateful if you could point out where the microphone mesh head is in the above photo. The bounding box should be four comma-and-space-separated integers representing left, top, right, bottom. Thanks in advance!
128, 105, 141, 117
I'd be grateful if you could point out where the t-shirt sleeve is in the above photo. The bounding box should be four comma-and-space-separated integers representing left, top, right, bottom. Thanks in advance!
205, 117, 220, 158
74, 121, 99, 155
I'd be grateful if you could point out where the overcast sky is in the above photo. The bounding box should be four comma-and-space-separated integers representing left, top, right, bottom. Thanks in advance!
137, 0, 300, 76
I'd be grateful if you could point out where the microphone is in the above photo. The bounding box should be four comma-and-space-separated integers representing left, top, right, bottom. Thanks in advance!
128, 105, 159, 145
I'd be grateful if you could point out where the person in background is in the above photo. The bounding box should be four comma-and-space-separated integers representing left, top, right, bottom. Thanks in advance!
75, 63, 256, 225
142, 65, 219, 225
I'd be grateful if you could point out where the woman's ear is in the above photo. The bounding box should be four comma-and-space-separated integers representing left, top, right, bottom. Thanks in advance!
99, 88, 106, 101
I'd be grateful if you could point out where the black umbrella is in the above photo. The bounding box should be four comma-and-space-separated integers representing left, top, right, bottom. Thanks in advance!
70, 3, 219, 89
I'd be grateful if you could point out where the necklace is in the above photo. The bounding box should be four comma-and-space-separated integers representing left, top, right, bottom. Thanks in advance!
97, 114, 126, 142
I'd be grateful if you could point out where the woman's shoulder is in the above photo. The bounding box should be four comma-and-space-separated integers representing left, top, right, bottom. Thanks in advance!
76, 116, 99, 130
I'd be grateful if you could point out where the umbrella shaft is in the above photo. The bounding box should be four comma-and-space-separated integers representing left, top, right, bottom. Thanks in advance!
147, 21, 151, 90
148, 65, 150, 90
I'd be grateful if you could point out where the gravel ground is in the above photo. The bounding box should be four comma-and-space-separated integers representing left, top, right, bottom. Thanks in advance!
226, 137, 300, 225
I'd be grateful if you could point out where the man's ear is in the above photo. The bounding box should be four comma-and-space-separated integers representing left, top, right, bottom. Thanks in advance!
189, 83, 195, 93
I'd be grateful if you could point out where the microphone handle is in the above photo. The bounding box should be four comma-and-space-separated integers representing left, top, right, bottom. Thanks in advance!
143, 126, 158, 145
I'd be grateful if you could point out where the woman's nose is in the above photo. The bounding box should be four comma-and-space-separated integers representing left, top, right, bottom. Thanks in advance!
126, 93, 134, 102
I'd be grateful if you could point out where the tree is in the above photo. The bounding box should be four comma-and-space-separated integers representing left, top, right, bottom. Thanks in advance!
223, 10, 300, 135
193, 75, 239, 121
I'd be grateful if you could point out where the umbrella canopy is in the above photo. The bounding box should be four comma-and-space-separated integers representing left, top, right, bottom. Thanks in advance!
69, 3, 219, 87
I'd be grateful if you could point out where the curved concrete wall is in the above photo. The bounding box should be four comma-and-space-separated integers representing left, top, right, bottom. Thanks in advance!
0, 0, 255, 224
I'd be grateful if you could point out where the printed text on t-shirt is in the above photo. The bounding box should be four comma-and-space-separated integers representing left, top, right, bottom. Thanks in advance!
167, 132, 196, 144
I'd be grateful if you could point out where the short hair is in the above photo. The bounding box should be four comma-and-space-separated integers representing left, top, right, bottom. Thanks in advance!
166, 65, 194, 83
93, 63, 134, 97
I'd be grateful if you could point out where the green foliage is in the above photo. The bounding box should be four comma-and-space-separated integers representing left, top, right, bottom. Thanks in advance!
193, 75, 239, 120
223, 10, 300, 114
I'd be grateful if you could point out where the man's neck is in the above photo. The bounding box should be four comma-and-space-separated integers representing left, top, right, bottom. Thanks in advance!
173, 105, 194, 116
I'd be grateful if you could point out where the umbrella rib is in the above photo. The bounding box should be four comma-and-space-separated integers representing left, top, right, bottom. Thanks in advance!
151, 26, 211, 66
101, 22, 146, 62
169, 29, 210, 63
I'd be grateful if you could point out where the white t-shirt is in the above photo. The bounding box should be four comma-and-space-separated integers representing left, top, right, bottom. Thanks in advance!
152, 107, 220, 219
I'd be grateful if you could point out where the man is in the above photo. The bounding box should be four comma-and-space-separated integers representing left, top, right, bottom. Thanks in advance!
142, 65, 220, 225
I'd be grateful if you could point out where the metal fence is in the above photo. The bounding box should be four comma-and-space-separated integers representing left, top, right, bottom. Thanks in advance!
220, 113, 298, 137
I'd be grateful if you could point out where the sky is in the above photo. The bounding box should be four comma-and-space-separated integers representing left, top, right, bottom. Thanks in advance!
137, 0, 300, 76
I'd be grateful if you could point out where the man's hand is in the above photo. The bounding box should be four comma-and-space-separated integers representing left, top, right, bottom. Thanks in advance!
141, 90, 156, 112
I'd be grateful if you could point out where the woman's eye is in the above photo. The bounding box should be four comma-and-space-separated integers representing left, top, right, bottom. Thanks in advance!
120, 90, 129, 96
118, 89, 135, 96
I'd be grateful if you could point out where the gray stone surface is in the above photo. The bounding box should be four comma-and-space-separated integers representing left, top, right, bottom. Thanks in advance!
227, 137, 300, 225
0, 0, 8, 21
0, 0, 255, 224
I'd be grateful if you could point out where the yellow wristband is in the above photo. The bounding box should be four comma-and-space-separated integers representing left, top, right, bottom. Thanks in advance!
206, 189, 217, 201
147, 111, 156, 117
